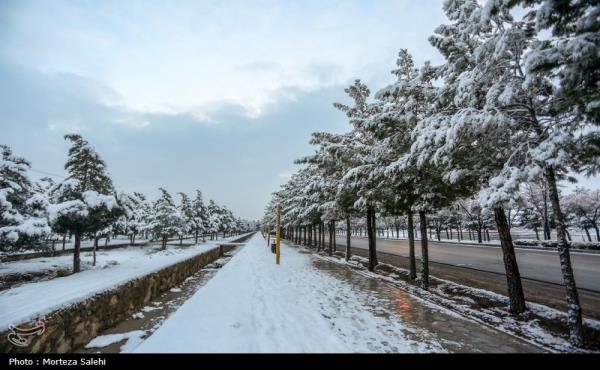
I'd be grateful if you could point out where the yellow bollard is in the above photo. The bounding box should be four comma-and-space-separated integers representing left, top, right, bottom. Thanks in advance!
275, 204, 281, 265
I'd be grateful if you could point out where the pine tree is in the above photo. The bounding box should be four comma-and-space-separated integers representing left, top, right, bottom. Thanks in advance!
192, 190, 208, 243
206, 200, 221, 240
406, 0, 528, 310
49, 134, 122, 273
118, 191, 150, 246
563, 187, 600, 242
482, 0, 599, 346
178, 192, 194, 244
333, 80, 382, 271
151, 188, 181, 250
0, 145, 51, 250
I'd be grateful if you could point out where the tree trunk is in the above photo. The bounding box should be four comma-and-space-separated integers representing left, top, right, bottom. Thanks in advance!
62, 234, 66, 251
303, 226, 306, 246
545, 166, 584, 346
93, 236, 98, 267
407, 211, 417, 280
328, 221, 333, 256
321, 222, 325, 249
195, 230, 198, 244
162, 235, 167, 250
543, 185, 551, 240
366, 208, 378, 272
584, 227, 592, 242
494, 205, 526, 314
345, 216, 351, 261
534, 227, 540, 241
594, 224, 600, 242
319, 223, 323, 250
332, 220, 337, 252
73, 233, 81, 273
419, 211, 429, 290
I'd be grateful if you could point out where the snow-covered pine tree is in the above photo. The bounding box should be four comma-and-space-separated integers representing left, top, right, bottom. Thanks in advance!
0, 145, 51, 251
371, 49, 477, 289
192, 190, 208, 243
520, 179, 553, 240
177, 192, 194, 245
563, 187, 600, 242
275, 171, 308, 246
405, 0, 529, 311
482, 0, 599, 345
36, 177, 73, 249
369, 50, 437, 281
49, 134, 122, 273
305, 131, 359, 259
333, 80, 383, 271
152, 188, 181, 250
118, 191, 150, 246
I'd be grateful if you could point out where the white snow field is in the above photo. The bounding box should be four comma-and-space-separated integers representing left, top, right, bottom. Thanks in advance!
134, 233, 538, 353
0, 234, 251, 332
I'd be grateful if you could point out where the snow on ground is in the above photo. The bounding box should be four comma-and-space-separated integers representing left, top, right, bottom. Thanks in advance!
0, 234, 251, 332
85, 330, 146, 352
134, 233, 537, 353
0, 238, 151, 257
319, 253, 600, 353
1, 248, 142, 279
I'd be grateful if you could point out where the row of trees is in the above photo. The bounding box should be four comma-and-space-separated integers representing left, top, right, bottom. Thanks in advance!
264, 0, 599, 346
1, 135, 252, 272
317, 186, 600, 244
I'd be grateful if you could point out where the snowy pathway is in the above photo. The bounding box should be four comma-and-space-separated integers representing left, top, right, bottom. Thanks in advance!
134, 233, 539, 353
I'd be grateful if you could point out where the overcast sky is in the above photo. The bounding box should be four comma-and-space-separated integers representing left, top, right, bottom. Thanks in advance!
1, 0, 596, 220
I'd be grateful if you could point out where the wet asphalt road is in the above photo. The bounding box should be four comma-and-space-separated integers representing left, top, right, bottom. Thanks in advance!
339, 236, 600, 292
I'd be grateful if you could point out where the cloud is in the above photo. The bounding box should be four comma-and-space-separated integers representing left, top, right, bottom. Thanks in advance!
0, 0, 448, 116
0, 0, 460, 219
0, 59, 352, 219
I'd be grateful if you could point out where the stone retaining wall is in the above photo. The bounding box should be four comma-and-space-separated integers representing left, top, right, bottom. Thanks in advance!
0, 233, 254, 353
